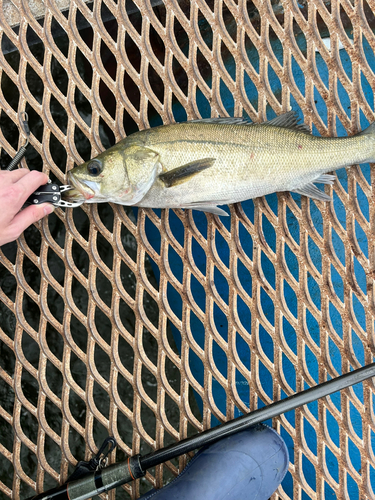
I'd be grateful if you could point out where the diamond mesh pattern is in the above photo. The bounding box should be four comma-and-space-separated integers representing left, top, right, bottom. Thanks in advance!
0, 0, 375, 499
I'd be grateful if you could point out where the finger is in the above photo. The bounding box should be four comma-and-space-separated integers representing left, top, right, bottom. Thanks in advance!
5, 203, 55, 243
16, 170, 49, 193
0, 168, 30, 186
1, 171, 49, 214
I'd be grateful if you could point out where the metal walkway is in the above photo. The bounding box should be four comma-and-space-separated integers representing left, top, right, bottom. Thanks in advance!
0, 1, 375, 499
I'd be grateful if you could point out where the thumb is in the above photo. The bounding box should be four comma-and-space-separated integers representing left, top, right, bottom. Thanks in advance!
6, 204, 55, 243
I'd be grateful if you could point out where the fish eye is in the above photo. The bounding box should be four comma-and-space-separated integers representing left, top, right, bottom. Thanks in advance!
87, 159, 103, 176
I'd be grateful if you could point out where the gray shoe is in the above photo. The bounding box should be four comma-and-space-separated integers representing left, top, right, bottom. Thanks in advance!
139, 424, 289, 500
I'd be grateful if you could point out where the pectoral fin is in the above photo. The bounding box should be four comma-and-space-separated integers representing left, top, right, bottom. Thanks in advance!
159, 158, 215, 187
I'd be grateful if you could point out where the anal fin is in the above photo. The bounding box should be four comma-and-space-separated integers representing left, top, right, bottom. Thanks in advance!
159, 158, 215, 187
314, 173, 335, 185
291, 182, 332, 201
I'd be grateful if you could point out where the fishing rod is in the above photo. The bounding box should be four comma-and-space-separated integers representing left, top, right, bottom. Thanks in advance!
26, 361, 375, 500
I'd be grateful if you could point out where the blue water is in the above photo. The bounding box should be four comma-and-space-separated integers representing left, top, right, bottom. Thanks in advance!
143, 29, 374, 498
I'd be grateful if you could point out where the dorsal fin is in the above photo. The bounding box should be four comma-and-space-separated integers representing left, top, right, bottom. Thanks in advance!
187, 117, 252, 126
263, 111, 311, 133
186, 111, 311, 133
358, 121, 375, 136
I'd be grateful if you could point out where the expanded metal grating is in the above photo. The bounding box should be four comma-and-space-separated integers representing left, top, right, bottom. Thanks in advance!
1, 0, 375, 499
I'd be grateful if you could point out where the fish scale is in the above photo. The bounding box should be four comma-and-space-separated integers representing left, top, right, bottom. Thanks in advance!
65, 112, 375, 215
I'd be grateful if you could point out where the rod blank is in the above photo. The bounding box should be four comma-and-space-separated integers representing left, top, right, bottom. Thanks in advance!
140, 362, 375, 469
25, 362, 375, 500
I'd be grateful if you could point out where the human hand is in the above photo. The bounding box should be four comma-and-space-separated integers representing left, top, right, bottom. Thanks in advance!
0, 169, 55, 246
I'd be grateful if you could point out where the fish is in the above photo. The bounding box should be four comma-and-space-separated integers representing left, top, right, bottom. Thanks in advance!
64, 111, 375, 216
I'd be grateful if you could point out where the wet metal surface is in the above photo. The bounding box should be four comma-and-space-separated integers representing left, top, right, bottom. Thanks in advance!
0, 1, 375, 499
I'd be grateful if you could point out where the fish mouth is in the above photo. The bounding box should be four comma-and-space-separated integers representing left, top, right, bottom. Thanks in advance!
65, 172, 96, 201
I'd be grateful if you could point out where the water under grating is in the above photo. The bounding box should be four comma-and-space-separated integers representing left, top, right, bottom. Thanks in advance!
1, 1, 375, 499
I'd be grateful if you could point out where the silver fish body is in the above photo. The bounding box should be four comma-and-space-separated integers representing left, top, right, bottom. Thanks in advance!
65, 112, 375, 215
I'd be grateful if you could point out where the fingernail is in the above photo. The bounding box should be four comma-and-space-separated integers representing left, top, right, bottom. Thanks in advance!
43, 204, 55, 216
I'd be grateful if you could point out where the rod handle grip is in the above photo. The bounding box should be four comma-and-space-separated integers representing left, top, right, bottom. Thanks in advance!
25, 455, 145, 500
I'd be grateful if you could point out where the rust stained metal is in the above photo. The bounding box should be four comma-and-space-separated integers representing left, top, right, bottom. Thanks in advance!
2, 0, 91, 27
0, 0, 374, 499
